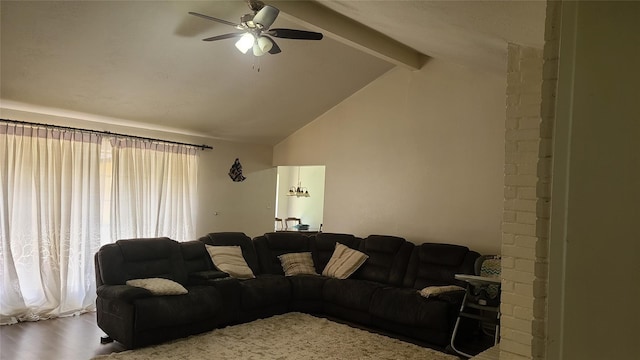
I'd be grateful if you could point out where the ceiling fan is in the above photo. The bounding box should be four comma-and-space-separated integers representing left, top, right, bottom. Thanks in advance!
189, 0, 323, 56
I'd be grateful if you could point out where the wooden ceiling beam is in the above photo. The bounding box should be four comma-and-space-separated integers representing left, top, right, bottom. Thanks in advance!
270, 1, 428, 70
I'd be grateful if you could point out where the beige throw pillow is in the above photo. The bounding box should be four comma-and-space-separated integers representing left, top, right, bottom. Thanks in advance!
322, 243, 368, 279
418, 285, 465, 298
126, 278, 188, 295
278, 252, 318, 276
205, 245, 255, 279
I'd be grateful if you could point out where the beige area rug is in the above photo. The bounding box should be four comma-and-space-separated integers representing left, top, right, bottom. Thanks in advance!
93, 312, 459, 360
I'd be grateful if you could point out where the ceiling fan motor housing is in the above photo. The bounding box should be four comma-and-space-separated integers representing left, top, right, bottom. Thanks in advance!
240, 13, 256, 28
248, 0, 265, 12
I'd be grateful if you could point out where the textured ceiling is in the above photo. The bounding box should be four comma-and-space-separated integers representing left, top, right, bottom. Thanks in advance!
0, 1, 545, 145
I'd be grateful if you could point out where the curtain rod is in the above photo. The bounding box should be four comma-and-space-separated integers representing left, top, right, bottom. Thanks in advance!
0, 118, 213, 150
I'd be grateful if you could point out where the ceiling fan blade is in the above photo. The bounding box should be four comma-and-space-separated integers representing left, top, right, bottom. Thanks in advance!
268, 29, 323, 40
188, 12, 241, 28
253, 5, 279, 30
202, 33, 245, 42
264, 36, 281, 54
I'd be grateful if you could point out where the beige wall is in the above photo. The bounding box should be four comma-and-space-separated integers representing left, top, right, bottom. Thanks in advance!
274, 59, 505, 254
547, 1, 640, 358
196, 140, 276, 239
0, 105, 277, 239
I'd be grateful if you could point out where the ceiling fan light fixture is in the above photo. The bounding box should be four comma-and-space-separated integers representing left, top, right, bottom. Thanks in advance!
257, 36, 273, 53
190, 1, 324, 56
235, 33, 255, 54
253, 43, 266, 56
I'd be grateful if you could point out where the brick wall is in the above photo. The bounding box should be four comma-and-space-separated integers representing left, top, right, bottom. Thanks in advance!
501, 42, 544, 360
500, 1, 560, 359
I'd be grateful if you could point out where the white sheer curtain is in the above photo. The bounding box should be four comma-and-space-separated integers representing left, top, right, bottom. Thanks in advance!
1, 123, 199, 325
108, 138, 198, 241
0, 124, 102, 325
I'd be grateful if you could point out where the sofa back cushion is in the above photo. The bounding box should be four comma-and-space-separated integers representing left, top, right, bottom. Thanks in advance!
180, 240, 214, 274
97, 237, 188, 286
198, 232, 260, 275
254, 232, 314, 275
313, 233, 361, 272
403, 243, 479, 289
353, 235, 414, 286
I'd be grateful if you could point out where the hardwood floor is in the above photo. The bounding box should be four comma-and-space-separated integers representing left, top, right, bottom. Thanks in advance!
0, 312, 490, 359
0, 312, 125, 360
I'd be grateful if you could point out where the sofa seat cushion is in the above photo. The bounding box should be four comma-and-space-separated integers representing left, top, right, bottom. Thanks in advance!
323, 278, 384, 312
133, 285, 220, 331
369, 287, 456, 329
239, 274, 291, 310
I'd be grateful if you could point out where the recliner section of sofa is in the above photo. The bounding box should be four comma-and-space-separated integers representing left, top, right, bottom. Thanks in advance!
368, 242, 479, 346
313, 232, 361, 271
95, 238, 223, 349
403, 242, 478, 289
254, 232, 324, 313
199, 232, 291, 324
323, 234, 414, 325
95, 232, 480, 350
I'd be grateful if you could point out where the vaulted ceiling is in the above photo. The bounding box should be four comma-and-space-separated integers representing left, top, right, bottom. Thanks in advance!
1, 1, 545, 145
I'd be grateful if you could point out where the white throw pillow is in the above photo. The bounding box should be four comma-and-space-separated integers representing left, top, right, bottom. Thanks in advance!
418, 285, 465, 298
322, 243, 368, 279
205, 245, 255, 279
126, 278, 188, 295
278, 252, 318, 276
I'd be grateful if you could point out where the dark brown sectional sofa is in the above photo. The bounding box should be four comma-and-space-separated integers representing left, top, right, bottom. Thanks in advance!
94, 232, 480, 350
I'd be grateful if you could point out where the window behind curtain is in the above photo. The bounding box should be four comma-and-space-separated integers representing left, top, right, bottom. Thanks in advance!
1, 123, 199, 324
106, 137, 198, 242
1, 125, 102, 324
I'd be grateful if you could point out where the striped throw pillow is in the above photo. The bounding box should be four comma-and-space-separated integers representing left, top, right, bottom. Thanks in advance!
278, 252, 318, 276
322, 243, 368, 279
205, 245, 255, 279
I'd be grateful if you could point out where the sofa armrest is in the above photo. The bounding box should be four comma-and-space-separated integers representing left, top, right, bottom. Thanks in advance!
190, 270, 230, 280
97, 284, 153, 302
434, 289, 466, 304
